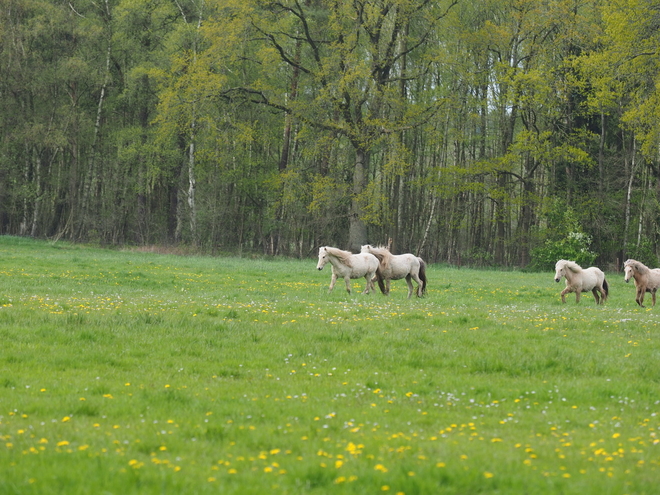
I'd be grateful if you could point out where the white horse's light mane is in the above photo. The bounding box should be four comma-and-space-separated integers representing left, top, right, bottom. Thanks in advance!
625, 259, 649, 274
323, 246, 354, 267
557, 259, 582, 272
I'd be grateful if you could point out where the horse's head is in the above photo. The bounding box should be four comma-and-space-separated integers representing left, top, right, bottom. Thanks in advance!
554, 260, 567, 282
624, 264, 634, 283
317, 247, 329, 270
360, 244, 372, 253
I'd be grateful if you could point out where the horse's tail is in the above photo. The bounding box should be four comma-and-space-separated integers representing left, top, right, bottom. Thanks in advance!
376, 267, 387, 294
602, 276, 609, 299
418, 258, 428, 296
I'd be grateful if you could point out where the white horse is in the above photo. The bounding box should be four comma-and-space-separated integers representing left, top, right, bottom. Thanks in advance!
623, 259, 660, 307
554, 259, 608, 304
316, 246, 380, 294
360, 245, 427, 298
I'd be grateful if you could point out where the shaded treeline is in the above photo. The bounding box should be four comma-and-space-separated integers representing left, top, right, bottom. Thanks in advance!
1, 0, 659, 267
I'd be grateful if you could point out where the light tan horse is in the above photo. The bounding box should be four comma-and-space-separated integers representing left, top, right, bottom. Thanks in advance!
554, 259, 608, 304
623, 259, 660, 307
360, 245, 427, 298
316, 246, 380, 294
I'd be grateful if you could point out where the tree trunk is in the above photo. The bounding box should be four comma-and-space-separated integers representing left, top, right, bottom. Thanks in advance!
623, 135, 635, 260
30, 149, 42, 237
187, 132, 198, 246
348, 148, 368, 252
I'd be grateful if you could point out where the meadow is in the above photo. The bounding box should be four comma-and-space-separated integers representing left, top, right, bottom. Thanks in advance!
0, 236, 658, 494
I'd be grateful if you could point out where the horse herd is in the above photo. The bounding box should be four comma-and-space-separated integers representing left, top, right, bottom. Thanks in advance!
316, 245, 427, 299
316, 246, 660, 308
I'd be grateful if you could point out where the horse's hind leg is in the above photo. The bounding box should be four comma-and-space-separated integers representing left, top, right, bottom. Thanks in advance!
363, 273, 374, 294
405, 275, 414, 299
411, 274, 424, 297
652, 290, 657, 307
592, 288, 601, 305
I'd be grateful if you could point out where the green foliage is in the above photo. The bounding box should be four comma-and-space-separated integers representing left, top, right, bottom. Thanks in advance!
529, 199, 597, 271
625, 238, 659, 267
2, 0, 660, 264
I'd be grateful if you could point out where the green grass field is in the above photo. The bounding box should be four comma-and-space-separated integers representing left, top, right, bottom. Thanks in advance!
0, 236, 658, 494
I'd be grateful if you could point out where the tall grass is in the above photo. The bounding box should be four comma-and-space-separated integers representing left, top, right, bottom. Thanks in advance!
0, 236, 658, 494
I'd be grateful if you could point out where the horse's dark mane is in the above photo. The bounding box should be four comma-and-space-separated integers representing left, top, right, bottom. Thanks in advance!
364, 245, 393, 269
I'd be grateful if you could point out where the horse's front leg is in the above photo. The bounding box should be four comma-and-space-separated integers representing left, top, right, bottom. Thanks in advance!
637, 286, 646, 307
343, 276, 352, 294
374, 273, 387, 295
560, 287, 571, 303
327, 273, 339, 292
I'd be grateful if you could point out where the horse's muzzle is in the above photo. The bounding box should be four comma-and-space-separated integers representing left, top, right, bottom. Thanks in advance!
554, 278, 560, 283
625, 279, 629, 283
317, 267, 323, 271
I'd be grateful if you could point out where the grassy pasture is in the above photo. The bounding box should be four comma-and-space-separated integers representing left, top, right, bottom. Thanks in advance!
0, 236, 658, 494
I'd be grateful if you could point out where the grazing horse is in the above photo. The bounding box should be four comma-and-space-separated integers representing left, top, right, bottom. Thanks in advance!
554, 259, 608, 304
360, 245, 427, 298
623, 259, 660, 307
316, 246, 380, 294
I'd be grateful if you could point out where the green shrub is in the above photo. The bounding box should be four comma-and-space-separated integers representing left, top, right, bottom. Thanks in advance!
528, 199, 597, 271
529, 231, 597, 271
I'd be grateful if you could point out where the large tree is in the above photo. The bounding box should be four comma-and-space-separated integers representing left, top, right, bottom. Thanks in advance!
213, 0, 457, 251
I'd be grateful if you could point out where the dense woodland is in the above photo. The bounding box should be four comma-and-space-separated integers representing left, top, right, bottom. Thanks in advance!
1, 0, 659, 268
